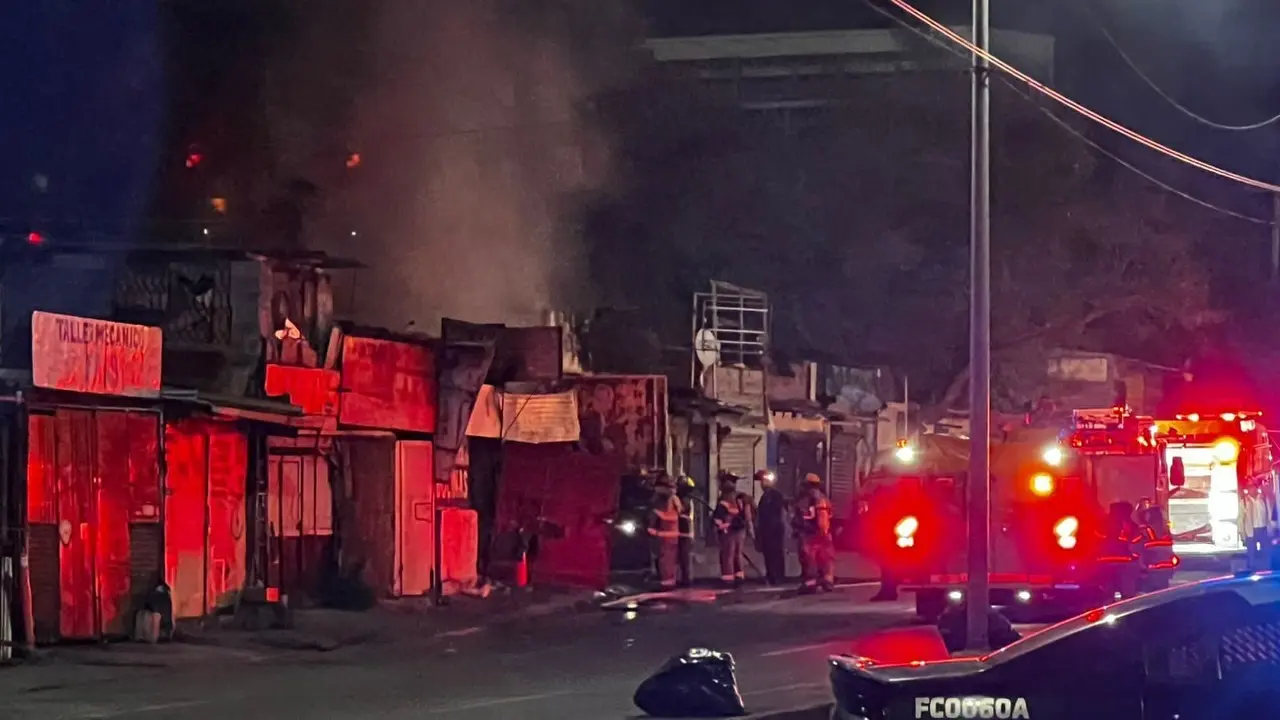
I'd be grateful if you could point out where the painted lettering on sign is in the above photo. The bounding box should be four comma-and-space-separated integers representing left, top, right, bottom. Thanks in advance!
339, 336, 437, 432
32, 311, 162, 397
914, 697, 1029, 719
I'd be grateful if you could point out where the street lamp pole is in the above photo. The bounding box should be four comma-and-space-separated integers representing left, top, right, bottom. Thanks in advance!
966, 0, 992, 651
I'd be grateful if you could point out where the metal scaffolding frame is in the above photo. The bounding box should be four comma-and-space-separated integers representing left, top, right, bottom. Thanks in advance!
691, 281, 770, 390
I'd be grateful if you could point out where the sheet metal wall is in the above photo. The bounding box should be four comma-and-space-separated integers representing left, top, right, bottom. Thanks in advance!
164, 419, 248, 619
26, 408, 161, 642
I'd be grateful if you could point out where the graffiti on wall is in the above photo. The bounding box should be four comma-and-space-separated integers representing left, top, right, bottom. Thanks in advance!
574, 375, 667, 471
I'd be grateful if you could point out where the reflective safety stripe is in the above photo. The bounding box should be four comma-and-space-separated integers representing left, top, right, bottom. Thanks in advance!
649, 529, 679, 538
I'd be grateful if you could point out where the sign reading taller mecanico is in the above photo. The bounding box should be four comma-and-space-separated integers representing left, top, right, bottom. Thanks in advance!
31, 311, 163, 398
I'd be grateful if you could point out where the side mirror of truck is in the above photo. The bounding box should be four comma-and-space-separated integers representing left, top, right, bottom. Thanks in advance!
1170, 457, 1186, 488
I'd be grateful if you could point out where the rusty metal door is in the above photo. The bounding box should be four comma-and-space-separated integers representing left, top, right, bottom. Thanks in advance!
393, 441, 434, 597
40, 409, 142, 640
164, 422, 209, 619
55, 410, 95, 639
92, 412, 135, 636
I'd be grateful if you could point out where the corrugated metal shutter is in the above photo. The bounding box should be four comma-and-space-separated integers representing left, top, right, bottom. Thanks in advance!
719, 432, 759, 481
129, 524, 162, 630
829, 428, 861, 521
28, 525, 60, 643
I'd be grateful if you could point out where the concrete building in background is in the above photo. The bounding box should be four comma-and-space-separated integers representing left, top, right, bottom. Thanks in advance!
644, 26, 1054, 126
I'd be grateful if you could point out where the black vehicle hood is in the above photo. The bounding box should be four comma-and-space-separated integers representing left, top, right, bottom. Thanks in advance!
831, 655, 988, 684
829, 654, 992, 715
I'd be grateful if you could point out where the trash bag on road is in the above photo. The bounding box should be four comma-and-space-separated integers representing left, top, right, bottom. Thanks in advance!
634, 648, 748, 717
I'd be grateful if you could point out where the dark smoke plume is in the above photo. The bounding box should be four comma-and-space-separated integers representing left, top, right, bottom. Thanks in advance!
261, 0, 637, 332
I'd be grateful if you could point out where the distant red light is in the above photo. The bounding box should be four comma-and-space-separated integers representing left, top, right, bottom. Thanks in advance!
27, 232, 43, 245
185, 152, 203, 168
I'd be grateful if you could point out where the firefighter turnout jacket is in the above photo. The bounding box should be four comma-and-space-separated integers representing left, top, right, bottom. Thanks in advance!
649, 494, 683, 540
714, 491, 754, 536
795, 486, 833, 538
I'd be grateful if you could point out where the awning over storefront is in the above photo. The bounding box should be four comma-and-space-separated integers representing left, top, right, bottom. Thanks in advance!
161, 388, 305, 428
465, 384, 580, 443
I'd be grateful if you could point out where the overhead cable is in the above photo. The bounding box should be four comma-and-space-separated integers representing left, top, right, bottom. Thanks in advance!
859, 0, 1269, 225
1085, 2, 1280, 132
887, 0, 1280, 194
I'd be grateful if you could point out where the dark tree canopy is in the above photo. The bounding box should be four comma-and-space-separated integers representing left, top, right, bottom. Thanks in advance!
583, 67, 1224, 412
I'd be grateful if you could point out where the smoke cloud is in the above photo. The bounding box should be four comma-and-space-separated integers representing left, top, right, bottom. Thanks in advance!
264, 0, 632, 333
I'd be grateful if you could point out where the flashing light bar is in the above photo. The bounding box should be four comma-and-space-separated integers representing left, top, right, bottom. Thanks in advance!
1174, 411, 1262, 423
1030, 473, 1054, 496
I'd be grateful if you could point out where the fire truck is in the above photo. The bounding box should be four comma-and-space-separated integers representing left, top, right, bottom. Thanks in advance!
859, 408, 1175, 620
1156, 410, 1279, 568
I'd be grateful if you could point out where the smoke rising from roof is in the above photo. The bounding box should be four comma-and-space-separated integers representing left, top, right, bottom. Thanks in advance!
266, 1, 633, 333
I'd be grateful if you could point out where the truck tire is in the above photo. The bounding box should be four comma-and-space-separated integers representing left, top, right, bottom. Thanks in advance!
916, 590, 946, 622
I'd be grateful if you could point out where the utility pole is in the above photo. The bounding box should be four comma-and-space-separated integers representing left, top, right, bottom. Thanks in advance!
1271, 193, 1279, 282
966, 0, 992, 652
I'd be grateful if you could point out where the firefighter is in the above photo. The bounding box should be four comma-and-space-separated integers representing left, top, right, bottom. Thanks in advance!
755, 469, 788, 585
795, 472, 835, 593
676, 475, 697, 587
713, 472, 754, 587
858, 474, 900, 601
647, 473, 682, 590
1134, 498, 1175, 589
1102, 501, 1143, 597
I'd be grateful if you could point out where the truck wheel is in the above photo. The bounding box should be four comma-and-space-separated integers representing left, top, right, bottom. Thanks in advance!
916, 590, 946, 622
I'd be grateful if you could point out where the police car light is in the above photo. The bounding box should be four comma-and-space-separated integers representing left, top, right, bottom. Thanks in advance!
1212, 438, 1239, 463
1041, 446, 1064, 466
1029, 473, 1054, 496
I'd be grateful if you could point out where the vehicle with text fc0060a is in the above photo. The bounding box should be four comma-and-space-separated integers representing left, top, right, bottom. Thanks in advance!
829, 570, 1280, 720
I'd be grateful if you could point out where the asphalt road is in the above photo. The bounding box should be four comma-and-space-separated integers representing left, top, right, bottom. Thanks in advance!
1, 569, 1228, 720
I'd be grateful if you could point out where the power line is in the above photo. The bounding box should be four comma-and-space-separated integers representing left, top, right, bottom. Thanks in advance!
888, 0, 1280, 195
859, 0, 1269, 225
1084, 1, 1280, 132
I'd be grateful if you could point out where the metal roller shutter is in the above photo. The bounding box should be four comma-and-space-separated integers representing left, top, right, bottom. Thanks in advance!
829, 428, 861, 521
719, 432, 760, 481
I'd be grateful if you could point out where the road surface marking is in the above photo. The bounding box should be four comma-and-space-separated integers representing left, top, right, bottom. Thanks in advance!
760, 641, 842, 657
75, 700, 209, 718
435, 626, 484, 638
425, 689, 582, 714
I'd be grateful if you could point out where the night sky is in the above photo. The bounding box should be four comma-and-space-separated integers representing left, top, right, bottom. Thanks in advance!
5, 0, 1280, 334
1, 4, 164, 237
6, 1, 1280, 233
